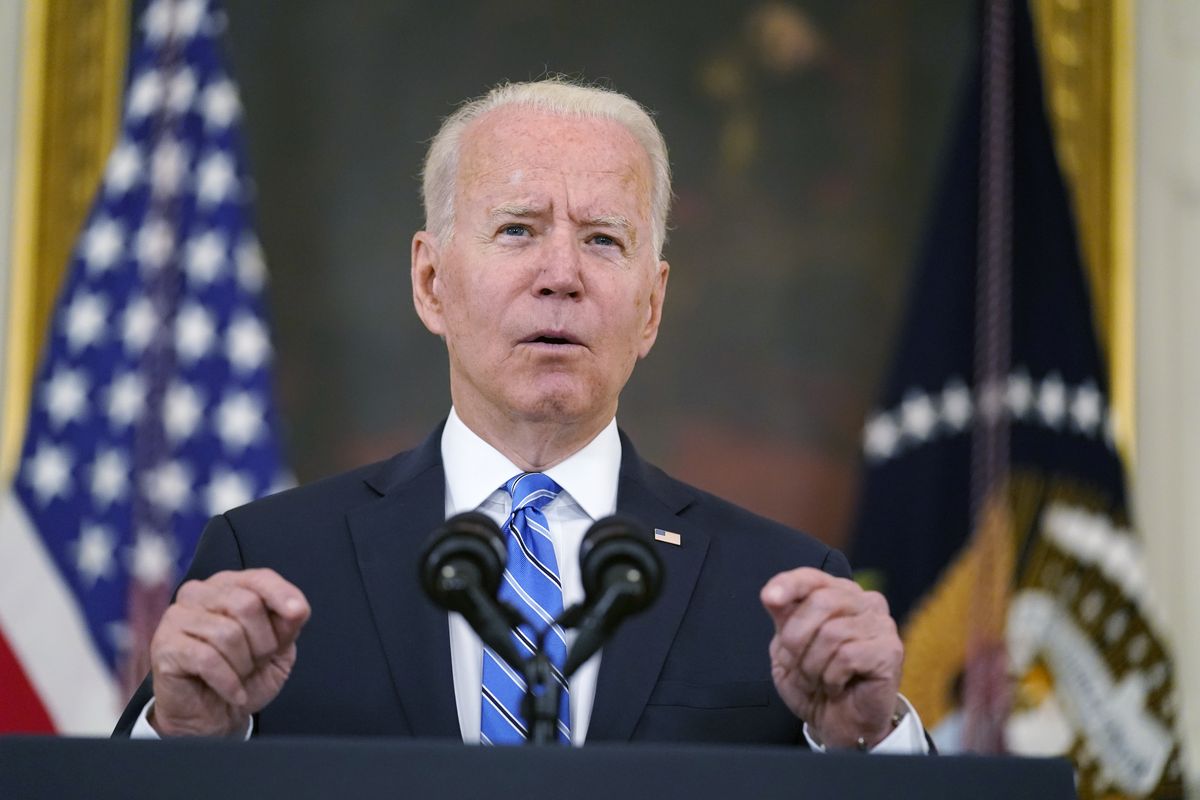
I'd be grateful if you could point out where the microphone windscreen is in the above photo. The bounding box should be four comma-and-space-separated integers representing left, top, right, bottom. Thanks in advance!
578, 515, 662, 611
419, 511, 507, 604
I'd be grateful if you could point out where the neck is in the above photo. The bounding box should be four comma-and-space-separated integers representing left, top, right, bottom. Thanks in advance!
452, 401, 613, 472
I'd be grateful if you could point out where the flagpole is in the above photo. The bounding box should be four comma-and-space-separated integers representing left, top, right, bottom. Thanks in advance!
964, 0, 1015, 755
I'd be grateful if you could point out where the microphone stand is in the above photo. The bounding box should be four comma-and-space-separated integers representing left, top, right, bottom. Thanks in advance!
521, 626, 564, 746
520, 560, 658, 745
507, 603, 608, 746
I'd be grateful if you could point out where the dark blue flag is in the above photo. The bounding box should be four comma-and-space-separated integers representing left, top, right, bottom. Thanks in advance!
850, 1, 1182, 796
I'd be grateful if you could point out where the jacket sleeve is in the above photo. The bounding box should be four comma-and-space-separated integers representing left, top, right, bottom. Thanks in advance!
110, 514, 245, 736
820, 547, 853, 580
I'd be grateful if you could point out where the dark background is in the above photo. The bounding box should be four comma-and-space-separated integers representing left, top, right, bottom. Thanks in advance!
221, 0, 971, 549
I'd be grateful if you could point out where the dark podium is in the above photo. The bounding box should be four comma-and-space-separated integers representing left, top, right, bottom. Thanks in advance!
1, 736, 1074, 799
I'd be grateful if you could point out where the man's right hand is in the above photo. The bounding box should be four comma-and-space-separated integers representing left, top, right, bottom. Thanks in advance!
148, 569, 311, 737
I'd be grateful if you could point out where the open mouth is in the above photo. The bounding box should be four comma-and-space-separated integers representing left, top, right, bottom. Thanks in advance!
524, 331, 582, 347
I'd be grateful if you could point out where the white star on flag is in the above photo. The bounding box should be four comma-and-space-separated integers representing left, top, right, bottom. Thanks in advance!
120, 296, 159, 355
205, 468, 254, 515
215, 391, 265, 452
195, 151, 237, 207
163, 381, 206, 443
150, 138, 189, 196
864, 412, 901, 461
940, 379, 972, 431
126, 69, 163, 120
1037, 373, 1067, 428
126, 532, 177, 587
62, 292, 108, 352
201, 79, 240, 129
142, 460, 192, 515
73, 524, 118, 588
25, 441, 74, 506
141, 0, 172, 43
184, 229, 227, 285
104, 372, 147, 429
900, 391, 937, 442
236, 236, 267, 292
134, 217, 174, 273
144, 0, 208, 44
226, 313, 271, 372
1070, 382, 1103, 435
173, 0, 208, 40
175, 302, 216, 363
89, 448, 130, 508
1006, 370, 1034, 419
42, 368, 90, 429
104, 142, 143, 196
166, 67, 198, 114
81, 217, 126, 274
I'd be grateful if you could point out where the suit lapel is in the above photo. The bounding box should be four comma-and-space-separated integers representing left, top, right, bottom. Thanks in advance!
345, 425, 462, 740
586, 435, 710, 742
343, 425, 710, 743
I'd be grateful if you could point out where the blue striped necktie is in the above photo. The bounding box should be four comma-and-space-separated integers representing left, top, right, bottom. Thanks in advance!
480, 472, 570, 745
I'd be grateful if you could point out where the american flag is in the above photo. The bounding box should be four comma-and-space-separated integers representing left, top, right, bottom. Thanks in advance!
0, 0, 288, 734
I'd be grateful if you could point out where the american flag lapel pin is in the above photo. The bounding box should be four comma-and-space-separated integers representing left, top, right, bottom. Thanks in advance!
654, 528, 682, 546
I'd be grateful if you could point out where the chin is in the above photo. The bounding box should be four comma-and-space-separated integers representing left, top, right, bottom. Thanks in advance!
511, 386, 602, 425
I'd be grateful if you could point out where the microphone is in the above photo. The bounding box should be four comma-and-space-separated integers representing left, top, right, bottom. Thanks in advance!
419, 511, 525, 670
562, 515, 662, 676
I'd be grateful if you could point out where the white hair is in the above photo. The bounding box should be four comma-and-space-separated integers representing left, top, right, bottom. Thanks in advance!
421, 78, 672, 256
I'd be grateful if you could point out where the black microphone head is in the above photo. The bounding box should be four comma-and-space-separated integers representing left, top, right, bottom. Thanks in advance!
419, 511, 507, 609
578, 515, 663, 614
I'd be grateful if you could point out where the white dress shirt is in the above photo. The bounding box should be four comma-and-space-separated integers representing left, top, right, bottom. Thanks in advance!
134, 407, 926, 752
442, 407, 614, 745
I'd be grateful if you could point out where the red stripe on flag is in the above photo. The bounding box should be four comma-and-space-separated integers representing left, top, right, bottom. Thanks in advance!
0, 629, 56, 733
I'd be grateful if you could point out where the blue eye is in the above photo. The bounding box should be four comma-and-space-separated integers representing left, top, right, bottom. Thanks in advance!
590, 234, 617, 247
502, 224, 528, 237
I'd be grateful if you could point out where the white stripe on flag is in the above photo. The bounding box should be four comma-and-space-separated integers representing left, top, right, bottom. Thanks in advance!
0, 490, 122, 733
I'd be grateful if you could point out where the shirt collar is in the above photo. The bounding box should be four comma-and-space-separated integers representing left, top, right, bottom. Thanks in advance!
441, 407, 621, 521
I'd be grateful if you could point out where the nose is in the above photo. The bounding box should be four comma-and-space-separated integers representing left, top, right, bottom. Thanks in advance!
534, 230, 584, 298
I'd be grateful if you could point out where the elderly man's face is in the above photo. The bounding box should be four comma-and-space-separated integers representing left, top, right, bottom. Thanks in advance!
412, 108, 668, 435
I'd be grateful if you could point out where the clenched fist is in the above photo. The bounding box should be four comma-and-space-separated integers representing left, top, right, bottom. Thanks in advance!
148, 569, 310, 737
760, 567, 904, 750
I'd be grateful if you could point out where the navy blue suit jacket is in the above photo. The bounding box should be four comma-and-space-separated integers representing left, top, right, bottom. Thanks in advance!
113, 426, 850, 743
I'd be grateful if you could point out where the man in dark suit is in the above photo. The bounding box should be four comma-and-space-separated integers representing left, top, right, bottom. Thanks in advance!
115, 79, 922, 751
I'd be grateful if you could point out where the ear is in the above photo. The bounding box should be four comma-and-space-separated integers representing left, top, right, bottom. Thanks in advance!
637, 259, 669, 358
411, 230, 446, 336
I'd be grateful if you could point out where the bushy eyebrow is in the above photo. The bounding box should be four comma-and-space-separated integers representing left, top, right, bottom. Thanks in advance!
487, 205, 638, 248
488, 203, 541, 219
586, 214, 633, 232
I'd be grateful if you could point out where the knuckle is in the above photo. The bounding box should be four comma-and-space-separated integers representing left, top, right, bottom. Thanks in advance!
778, 621, 810, 651
193, 645, 219, 673
209, 616, 243, 652
225, 588, 261, 619
176, 580, 204, 603
866, 590, 890, 615
244, 567, 280, 592
834, 576, 859, 592
158, 603, 185, 627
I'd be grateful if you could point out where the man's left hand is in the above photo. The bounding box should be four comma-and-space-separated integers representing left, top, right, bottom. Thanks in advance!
760, 567, 904, 750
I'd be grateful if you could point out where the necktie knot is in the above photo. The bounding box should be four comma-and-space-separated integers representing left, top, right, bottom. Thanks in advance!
506, 472, 561, 514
